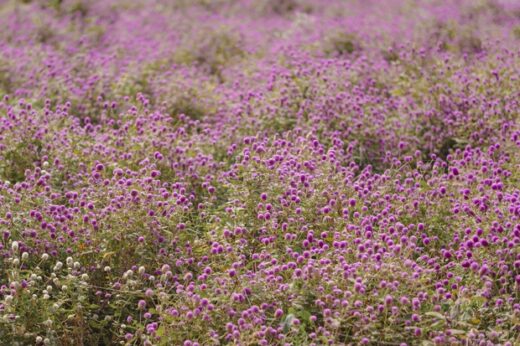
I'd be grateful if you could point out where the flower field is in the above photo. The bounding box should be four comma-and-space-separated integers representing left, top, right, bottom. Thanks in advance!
0, 0, 519, 345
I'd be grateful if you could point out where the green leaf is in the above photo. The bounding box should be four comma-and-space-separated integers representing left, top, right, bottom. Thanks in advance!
156, 325, 165, 337
298, 309, 311, 323
425, 311, 446, 320
448, 329, 466, 336
430, 320, 446, 330
282, 314, 295, 334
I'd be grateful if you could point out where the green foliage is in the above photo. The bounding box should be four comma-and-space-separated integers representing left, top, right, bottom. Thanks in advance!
513, 26, 520, 39
0, 140, 42, 183
173, 28, 245, 81
167, 92, 208, 121
323, 32, 361, 56
0, 59, 13, 95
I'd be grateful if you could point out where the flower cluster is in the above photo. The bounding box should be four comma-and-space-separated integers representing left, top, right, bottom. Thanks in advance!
0, 0, 519, 345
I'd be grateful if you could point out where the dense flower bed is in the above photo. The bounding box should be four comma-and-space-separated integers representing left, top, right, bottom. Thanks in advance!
0, 0, 519, 345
